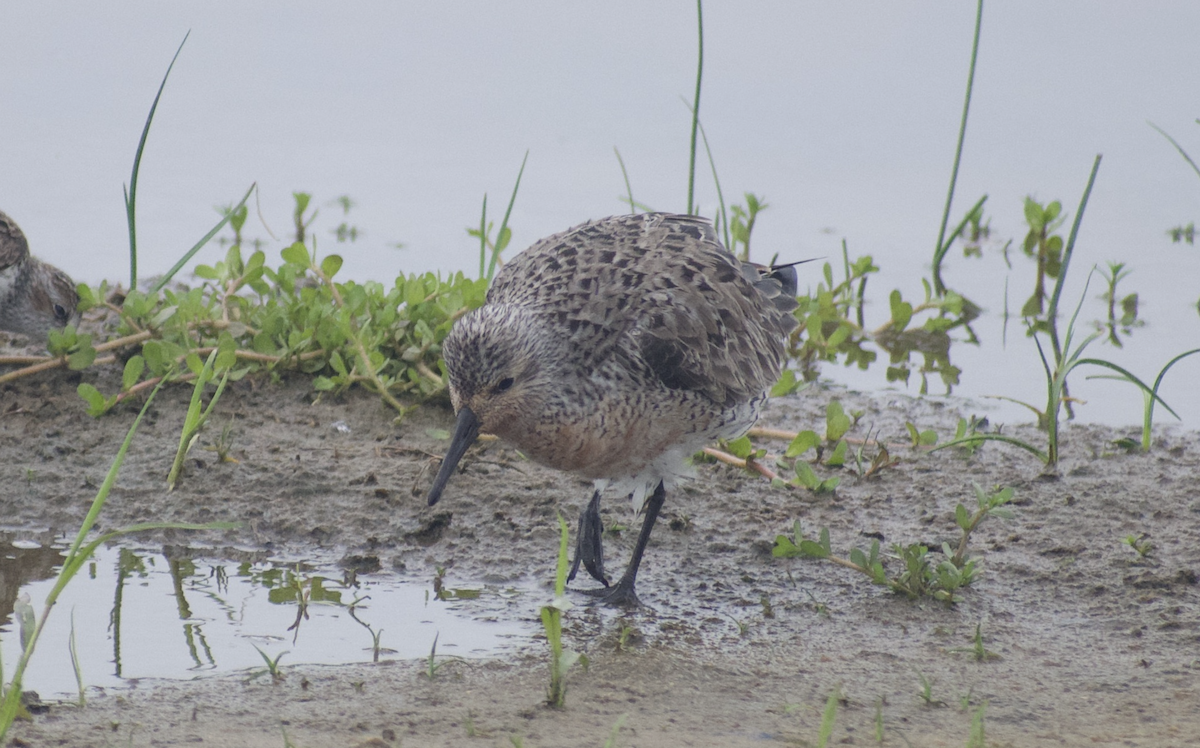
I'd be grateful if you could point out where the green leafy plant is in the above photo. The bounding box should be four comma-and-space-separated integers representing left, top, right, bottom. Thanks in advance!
1018, 197, 1066, 318
1096, 261, 1141, 346
774, 484, 1013, 603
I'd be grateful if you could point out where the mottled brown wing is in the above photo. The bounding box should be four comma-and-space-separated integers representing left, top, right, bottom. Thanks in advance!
0, 210, 30, 269
489, 213, 797, 407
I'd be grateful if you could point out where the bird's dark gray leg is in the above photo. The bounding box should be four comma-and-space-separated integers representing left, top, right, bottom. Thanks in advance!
586, 480, 665, 607
568, 490, 609, 586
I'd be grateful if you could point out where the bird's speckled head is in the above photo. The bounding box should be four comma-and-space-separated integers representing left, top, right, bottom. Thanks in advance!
0, 258, 81, 340
441, 303, 557, 439
426, 303, 563, 506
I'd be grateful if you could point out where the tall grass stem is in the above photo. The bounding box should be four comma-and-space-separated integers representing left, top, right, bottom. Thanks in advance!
932, 0, 983, 291
686, 0, 704, 215
126, 32, 190, 289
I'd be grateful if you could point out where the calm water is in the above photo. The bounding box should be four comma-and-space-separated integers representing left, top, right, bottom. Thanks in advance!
0, 539, 535, 697
2, 2, 1198, 426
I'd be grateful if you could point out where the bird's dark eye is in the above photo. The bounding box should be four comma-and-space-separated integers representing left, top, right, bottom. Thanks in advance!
496, 377, 515, 393
53, 304, 69, 322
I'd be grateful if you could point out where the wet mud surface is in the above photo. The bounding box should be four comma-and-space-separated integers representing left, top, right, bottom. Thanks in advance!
2, 368, 1199, 747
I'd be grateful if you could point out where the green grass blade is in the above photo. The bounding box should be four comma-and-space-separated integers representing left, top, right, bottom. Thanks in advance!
816, 689, 839, 748
149, 183, 257, 294
128, 31, 191, 289
932, 194, 987, 295
932, 0, 983, 277
928, 433, 1049, 464
486, 151, 529, 281
686, 0, 704, 215
690, 103, 729, 249
1046, 155, 1102, 326
1081, 360, 1182, 421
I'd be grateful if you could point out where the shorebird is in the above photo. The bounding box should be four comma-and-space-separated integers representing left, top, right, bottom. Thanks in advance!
0, 210, 80, 341
426, 212, 798, 605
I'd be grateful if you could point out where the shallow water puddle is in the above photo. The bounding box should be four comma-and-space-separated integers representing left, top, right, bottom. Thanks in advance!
0, 536, 537, 698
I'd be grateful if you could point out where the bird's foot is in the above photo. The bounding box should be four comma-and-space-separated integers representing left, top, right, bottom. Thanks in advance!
579, 576, 641, 607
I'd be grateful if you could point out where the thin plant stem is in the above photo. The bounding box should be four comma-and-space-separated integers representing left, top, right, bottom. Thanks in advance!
486, 150, 529, 281
686, 0, 704, 215
477, 194, 489, 280
680, 96, 729, 247
614, 147, 636, 215
1044, 153, 1103, 401
149, 183, 257, 294
933, 0, 983, 293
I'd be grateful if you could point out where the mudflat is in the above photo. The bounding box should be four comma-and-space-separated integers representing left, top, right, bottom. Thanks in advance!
2, 370, 1198, 747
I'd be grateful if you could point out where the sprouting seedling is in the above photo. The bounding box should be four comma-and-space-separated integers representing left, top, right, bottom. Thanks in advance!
167, 349, 233, 490
815, 688, 841, 748
792, 462, 840, 494
1122, 533, 1153, 558
346, 596, 384, 663
250, 645, 288, 682
951, 484, 1015, 567
949, 623, 1000, 662
760, 593, 775, 619
874, 698, 885, 743
614, 621, 638, 652
541, 514, 588, 708
422, 632, 462, 680
915, 671, 943, 707
203, 421, 239, 464
69, 608, 85, 707
601, 715, 628, 748
966, 702, 988, 748
905, 422, 938, 449
1089, 347, 1200, 453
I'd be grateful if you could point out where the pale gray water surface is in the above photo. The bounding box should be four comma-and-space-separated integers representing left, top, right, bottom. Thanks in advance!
1, 2, 1198, 425
0, 541, 535, 697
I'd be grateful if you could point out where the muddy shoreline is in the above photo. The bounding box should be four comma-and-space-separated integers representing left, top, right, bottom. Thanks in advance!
2, 368, 1199, 747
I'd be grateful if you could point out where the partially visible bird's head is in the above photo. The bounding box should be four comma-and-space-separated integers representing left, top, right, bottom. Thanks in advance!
2, 259, 80, 341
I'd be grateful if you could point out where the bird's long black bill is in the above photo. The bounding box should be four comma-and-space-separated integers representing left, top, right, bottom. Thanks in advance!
426, 406, 481, 506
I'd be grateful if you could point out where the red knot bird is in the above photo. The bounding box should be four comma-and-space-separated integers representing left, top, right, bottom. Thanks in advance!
0, 210, 80, 341
426, 212, 798, 605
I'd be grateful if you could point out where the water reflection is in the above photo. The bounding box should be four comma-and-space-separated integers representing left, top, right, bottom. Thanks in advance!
0, 538, 534, 697
0, 531, 61, 624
